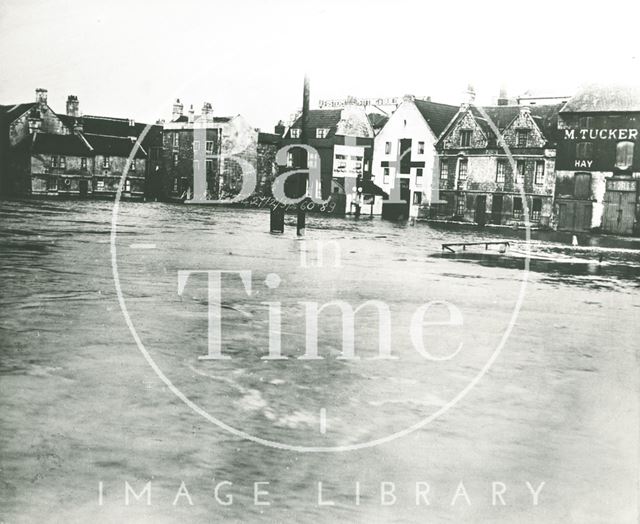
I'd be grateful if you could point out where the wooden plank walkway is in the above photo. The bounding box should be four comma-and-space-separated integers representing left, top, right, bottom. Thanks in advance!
442, 241, 510, 253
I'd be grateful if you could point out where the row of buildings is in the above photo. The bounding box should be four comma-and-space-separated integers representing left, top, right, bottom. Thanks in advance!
1, 85, 639, 235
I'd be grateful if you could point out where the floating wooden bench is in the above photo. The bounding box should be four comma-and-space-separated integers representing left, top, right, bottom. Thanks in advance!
442, 241, 510, 253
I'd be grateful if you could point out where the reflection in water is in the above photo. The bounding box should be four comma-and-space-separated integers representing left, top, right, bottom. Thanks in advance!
0, 199, 638, 523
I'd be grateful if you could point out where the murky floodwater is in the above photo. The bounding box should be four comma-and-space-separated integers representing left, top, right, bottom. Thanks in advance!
1, 199, 638, 523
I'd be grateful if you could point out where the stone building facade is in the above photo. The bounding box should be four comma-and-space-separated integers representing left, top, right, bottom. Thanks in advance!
434, 101, 562, 227
162, 99, 258, 201
1, 89, 161, 199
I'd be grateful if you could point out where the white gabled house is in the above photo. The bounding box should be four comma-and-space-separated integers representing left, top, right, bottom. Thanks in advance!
371, 95, 459, 218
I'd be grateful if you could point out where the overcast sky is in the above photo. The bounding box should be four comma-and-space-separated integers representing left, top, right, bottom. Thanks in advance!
1, 0, 639, 131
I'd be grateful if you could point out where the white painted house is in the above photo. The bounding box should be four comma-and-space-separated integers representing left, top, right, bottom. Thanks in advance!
371, 95, 458, 218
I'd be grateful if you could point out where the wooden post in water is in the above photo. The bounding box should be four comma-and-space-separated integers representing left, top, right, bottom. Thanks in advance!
297, 73, 311, 236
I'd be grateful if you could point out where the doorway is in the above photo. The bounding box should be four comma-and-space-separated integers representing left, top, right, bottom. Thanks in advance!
475, 195, 487, 225
602, 179, 637, 235
79, 179, 88, 198
491, 194, 503, 224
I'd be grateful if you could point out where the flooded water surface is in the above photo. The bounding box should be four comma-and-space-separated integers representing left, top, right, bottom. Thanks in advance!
0, 199, 638, 523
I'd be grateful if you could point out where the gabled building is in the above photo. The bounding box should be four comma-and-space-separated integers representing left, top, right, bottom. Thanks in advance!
1, 89, 161, 199
282, 104, 383, 216
555, 84, 640, 235
162, 99, 257, 201
434, 100, 563, 227
371, 95, 459, 219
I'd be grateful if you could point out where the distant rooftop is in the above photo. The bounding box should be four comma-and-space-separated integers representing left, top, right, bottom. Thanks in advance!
561, 84, 640, 113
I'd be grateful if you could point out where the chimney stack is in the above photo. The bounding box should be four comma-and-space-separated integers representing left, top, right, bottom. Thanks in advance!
201, 102, 213, 116
466, 84, 476, 104
35, 88, 48, 106
498, 84, 509, 106
172, 98, 183, 121
274, 120, 285, 136
66, 95, 80, 117
188, 104, 195, 123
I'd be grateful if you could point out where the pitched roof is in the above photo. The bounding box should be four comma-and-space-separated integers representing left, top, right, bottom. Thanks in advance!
561, 84, 640, 112
2, 102, 36, 119
31, 133, 93, 156
367, 112, 389, 130
258, 132, 280, 145
467, 103, 563, 146
289, 109, 342, 136
413, 99, 459, 137
83, 133, 147, 158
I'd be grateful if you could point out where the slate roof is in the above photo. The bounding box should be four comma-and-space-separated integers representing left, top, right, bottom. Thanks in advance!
31, 133, 93, 156
2, 103, 36, 120
413, 99, 459, 137
561, 84, 640, 113
367, 112, 389, 131
83, 133, 147, 158
258, 132, 280, 145
288, 109, 342, 137
467, 103, 563, 146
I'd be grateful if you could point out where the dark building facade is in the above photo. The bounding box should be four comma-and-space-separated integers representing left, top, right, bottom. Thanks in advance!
434, 101, 562, 227
555, 85, 640, 235
1, 89, 162, 199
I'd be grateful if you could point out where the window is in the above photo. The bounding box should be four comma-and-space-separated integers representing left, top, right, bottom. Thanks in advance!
128, 119, 135, 127
531, 197, 542, 221
193, 141, 200, 151
457, 159, 468, 188
172, 153, 178, 166
47, 176, 57, 190
535, 160, 544, 185
316, 128, 329, 138
59, 157, 66, 168
417, 141, 425, 154
81, 157, 87, 169
206, 159, 213, 174
576, 142, 593, 159
130, 160, 136, 171
513, 197, 523, 219
173, 134, 179, 147
102, 157, 110, 168
290, 128, 301, 139
205, 141, 214, 154
579, 116, 594, 128
385, 141, 391, 154
416, 167, 423, 186
96, 180, 105, 191
51, 156, 58, 167
456, 197, 465, 215
124, 179, 131, 192
496, 159, 507, 183
460, 130, 472, 147
383, 167, 390, 184
413, 192, 423, 205
615, 141, 634, 170
173, 178, 179, 192
516, 160, 525, 184
286, 151, 293, 167
574, 172, 591, 199
516, 129, 529, 148
440, 160, 449, 188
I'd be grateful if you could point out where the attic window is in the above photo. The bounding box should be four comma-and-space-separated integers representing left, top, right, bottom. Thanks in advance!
316, 128, 329, 139
290, 128, 301, 139
460, 130, 472, 147
516, 129, 529, 148
616, 141, 634, 170
128, 119, 135, 127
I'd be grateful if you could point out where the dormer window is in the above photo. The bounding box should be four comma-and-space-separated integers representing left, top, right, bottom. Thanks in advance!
516, 129, 529, 148
460, 130, 472, 147
128, 119, 135, 127
316, 128, 329, 139
290, 128, 301, 139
